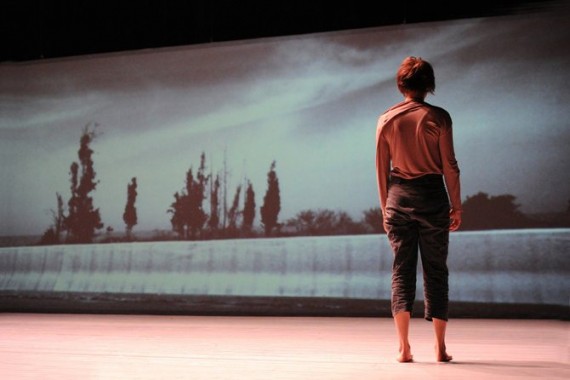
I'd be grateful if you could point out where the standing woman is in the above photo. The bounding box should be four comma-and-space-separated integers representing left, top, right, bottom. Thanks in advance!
375, 56, 462, 363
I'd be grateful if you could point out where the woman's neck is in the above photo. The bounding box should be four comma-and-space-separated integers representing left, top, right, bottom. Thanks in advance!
404, 90, 427, 102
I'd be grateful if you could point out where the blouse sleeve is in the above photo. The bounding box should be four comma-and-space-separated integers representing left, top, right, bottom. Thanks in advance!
439, 121, 462, 212
376, 123, 391, 216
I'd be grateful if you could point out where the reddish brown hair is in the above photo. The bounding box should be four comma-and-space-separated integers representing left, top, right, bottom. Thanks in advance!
396, 56, 436, 95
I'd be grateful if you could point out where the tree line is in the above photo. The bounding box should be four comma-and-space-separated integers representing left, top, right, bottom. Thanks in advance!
39, 124, 284, 244
38, 124, 570, 246
165, 152, 281, 241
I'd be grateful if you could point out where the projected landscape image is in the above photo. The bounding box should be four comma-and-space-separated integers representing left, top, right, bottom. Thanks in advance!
1, 6, 569, 318
1, 8, 569, 246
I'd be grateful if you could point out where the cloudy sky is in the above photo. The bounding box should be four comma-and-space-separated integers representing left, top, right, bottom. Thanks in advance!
1, 8, 569, 236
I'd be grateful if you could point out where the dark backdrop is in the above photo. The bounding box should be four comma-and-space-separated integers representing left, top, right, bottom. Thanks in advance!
2, 0, 562, 62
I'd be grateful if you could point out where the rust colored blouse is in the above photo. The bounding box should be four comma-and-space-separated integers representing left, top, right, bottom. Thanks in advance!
376, 99, 461, 216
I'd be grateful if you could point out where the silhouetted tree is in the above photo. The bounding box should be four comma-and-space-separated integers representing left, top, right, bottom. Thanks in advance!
39, 192, 64, 245
222, 148, 229, 230
64, 124, 103, 243
363, 207, 384, 233
168, 152, 209, 239
190, 153, 209, 238
227, 184, 242, 236
315, 209, 336, 234
461, 192, 532, 230
168, 192, 186, 238
286, 210, 316, 235
286, 209, 362, 236
39, 228, 57, 245
208, 172, 221, 234
260, 160, 280, 236
183, 168, 196, 238
41, 192, 66, 244
123, 177, 138, 239
53, 192, 65, 242
335, 211, 364, 235
242, 180, 255, 235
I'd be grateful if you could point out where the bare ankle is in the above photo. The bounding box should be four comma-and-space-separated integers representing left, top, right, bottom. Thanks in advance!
435, 344, 452, 362
397, 343, 413, 362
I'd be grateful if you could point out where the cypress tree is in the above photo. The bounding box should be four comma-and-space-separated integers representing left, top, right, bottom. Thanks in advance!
123, 177, 138, 239
260, 160, 280, 236
242, 180, 255, 235
64, 124, 103, 243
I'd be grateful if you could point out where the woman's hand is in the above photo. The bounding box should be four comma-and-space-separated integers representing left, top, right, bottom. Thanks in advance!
449, 208, 462, 231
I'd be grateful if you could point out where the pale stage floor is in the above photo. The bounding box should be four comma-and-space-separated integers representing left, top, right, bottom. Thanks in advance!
0, 313, 568, 380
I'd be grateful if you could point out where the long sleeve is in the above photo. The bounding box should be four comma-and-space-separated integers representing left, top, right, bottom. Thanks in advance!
439, 126, 462, 212
376, 123, 391, 217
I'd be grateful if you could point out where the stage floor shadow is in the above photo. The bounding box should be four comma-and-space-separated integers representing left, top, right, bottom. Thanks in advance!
0, 313, 568, 379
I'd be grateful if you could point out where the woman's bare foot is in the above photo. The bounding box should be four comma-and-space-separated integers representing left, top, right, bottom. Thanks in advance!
397, 353, 414, 363
435, 346, 452, 362
397, 344, 413, 362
